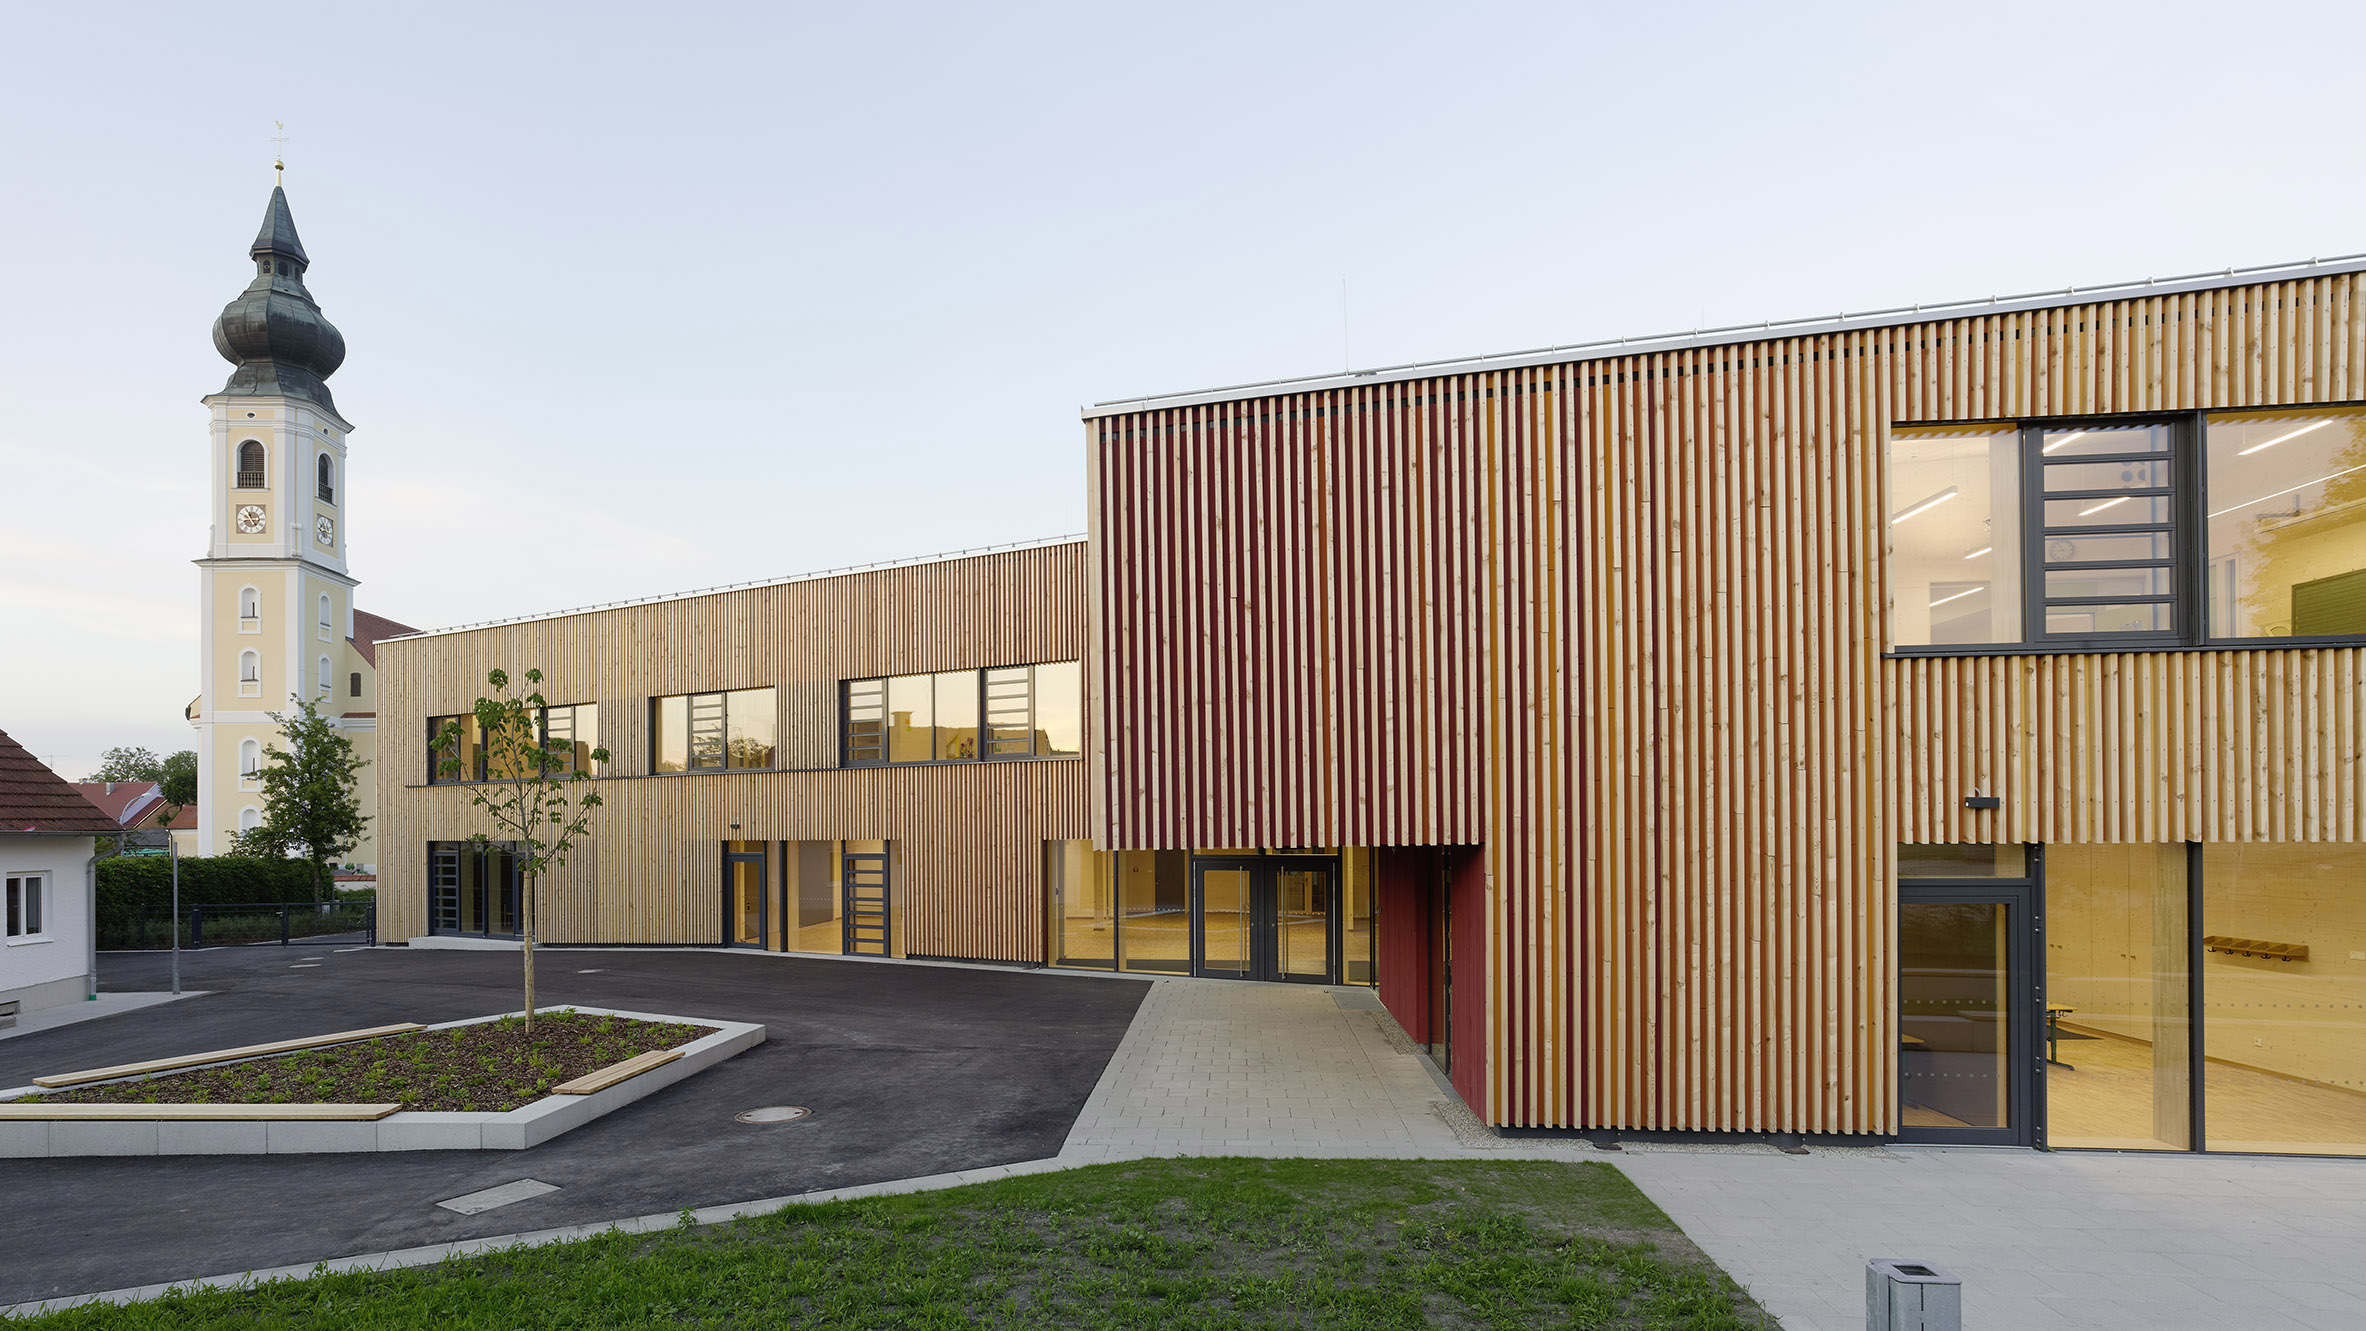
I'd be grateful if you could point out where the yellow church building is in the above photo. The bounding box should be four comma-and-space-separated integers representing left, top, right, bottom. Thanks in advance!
190, 183, 412, 865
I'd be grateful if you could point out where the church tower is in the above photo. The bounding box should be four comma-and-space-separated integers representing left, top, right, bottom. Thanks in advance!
193, 179, 363, 856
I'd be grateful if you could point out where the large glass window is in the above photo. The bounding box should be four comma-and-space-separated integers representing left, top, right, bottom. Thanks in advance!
1890, 406, 2366, 650
843, 662, 1083, 766
428, 714, 486, 783
2043, 845, 2191, 1151
1889, 426, 2022, 646
2201, 843, 2366, 1156
2206, 406, 2366, 639
1047, 840, 1115, 968
650, 688, 775, 772
542, 703, 602, 777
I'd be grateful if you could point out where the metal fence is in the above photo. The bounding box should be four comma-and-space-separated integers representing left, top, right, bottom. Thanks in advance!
106, 901, 376, 950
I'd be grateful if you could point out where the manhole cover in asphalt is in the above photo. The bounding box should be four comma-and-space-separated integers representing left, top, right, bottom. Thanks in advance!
735, 1106, 812, 1124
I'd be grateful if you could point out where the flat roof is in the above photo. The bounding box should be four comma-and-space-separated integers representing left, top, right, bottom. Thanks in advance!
1080, 251, 2366, 419
384, 534, 1085, 644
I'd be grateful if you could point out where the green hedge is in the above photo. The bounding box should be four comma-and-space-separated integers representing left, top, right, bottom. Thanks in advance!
96, 855, 322, 933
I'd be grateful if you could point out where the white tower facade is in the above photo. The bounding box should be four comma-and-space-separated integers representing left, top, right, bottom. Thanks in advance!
192, 184, 379, 860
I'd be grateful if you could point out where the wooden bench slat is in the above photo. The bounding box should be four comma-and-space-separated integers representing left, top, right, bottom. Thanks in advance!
0, 1102, 403, 1121
552, 1048, 682, 1095
33, 1023, 427, 1088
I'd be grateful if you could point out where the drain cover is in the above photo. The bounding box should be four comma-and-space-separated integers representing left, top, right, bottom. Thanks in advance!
735, 1106, 812, 1124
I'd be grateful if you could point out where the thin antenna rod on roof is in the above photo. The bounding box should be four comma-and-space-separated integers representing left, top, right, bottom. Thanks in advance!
271, 121, 288, 184
1341, 278, 1351, 373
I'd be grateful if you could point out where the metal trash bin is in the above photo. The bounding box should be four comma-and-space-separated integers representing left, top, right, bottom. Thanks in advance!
1866, 1259, 1960, 1331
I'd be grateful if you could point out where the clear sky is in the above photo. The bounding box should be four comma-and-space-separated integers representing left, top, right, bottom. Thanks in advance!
2, 0, 2360, 780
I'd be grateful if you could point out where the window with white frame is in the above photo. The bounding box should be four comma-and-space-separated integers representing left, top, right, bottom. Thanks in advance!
318, 655, 333, 692
238, 585, 261, 631
239, 806, 262, 833
240, 738, 262, 782
5, 873, 46, 940
238, 649, 261, 696
318, 593, 333, 641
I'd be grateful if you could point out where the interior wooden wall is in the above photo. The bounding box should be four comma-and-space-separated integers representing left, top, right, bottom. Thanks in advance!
377, 543, 1090, 960
1088, 272, 2366, 1133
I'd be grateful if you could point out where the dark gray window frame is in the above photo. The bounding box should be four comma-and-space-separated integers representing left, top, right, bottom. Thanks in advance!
1891, 403, 2366, 656
648, 688, 775, 774
839, 663, 1080, 769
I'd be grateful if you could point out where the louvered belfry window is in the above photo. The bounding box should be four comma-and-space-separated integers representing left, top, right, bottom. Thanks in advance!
236, 440, 266, 489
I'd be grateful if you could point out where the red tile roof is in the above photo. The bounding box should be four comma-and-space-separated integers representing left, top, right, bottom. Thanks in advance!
69, 781, 165, 827
348, 609, 418, 668
0, 729, 123, 834
164, 804, 197, 830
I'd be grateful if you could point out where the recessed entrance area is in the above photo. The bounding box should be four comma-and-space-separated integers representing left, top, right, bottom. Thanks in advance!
1046, 843, 1374, 985
427, 841, 522, 939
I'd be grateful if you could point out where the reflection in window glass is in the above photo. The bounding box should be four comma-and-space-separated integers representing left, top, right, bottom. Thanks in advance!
844, 662, 1086, 765
2206, 407, 2366, 639
1046, 840, 1115, 969
651, 689, 772, 772
652, 695, 688, 772
2044, 844, 2190, 1151
543, 703, 601, 776
1900, 901, 2012, 1130
1119, 850, 1190, 973
934, 671, 978, 760
726, 688, 776, 769
887, 674, 934, 762
786, 840, 844, 954
2201, 843, 2366, 1156
1035, 661, 1084, 756
1897, 844, 2028, 878
429, 714, 486, 783
1888, 426, 2021, 646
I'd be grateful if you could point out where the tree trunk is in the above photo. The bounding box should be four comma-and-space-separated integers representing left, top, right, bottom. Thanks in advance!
522, 871, 537, 1036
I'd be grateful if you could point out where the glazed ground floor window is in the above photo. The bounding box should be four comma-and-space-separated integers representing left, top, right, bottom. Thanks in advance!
1046, 842, 1373, 986
1901, 840, 2366, 1156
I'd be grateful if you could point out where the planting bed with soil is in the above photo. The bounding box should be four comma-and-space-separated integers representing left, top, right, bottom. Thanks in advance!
9, 1012, 716, 1113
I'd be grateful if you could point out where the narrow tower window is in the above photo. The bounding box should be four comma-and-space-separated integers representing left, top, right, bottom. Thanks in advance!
318, 594, 333, 640
240, 738, 261, 778
236, 441, 266, 489
239, 806, 262, 832
238, 650, 260, 683
318, 655, 333, 692
349, 671, 362, 698
316, 453, 334, 502
239, 586, 260, 625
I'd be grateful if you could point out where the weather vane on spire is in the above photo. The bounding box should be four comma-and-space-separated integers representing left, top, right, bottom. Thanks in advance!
271, 121, 288, 185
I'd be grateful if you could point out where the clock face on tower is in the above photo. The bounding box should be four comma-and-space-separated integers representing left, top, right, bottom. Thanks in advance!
235, 505, 267, 535
315, 515, 335, 547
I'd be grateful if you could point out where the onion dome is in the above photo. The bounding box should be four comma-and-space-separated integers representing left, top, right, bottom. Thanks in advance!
210, 185, 346, 413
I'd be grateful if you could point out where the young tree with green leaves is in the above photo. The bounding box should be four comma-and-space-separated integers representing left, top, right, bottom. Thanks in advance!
434, 668, 607, 1034
248, 696, 371, 904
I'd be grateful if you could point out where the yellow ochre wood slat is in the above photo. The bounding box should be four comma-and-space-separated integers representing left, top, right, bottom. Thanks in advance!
0, 1102, 404, 1121
32, 1023, 427, 1088
552, 1048, 683, 1095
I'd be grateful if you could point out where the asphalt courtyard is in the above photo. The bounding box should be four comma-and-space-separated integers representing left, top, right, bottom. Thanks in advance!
0, 942, 1147, 1306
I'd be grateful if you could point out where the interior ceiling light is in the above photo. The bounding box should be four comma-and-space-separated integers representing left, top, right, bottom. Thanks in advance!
2208, 460, 2366, 518
1963, 546, 1994, 559
2078, 496, 2131, 517
2041, 431, 2087, 454
2236, 419, 2334, 456
1929, 587, 1984, 607
1890, 485, 1959, 524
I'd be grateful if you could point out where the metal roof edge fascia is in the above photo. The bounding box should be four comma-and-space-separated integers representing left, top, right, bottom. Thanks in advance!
383, 534, 1088, 644
1079, 252, 2366, 420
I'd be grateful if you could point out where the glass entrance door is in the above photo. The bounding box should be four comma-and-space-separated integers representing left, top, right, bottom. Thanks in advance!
1898, 877, 2040, 1146
1189, 858, 1338, 983
724, 847, 767, 948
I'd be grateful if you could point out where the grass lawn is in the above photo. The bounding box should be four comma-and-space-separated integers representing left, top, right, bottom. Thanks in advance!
9, 1012, 713, 1112
16, 1158, 1774, 1329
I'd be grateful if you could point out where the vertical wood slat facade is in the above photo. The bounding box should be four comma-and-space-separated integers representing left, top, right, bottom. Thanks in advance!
1088, 273, 2366, 1134
378, 544, 1089, 961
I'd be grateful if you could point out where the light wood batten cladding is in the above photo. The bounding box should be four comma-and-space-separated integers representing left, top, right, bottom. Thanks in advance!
1089, 273, 2366, 1135
378, 544, 1089, 959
